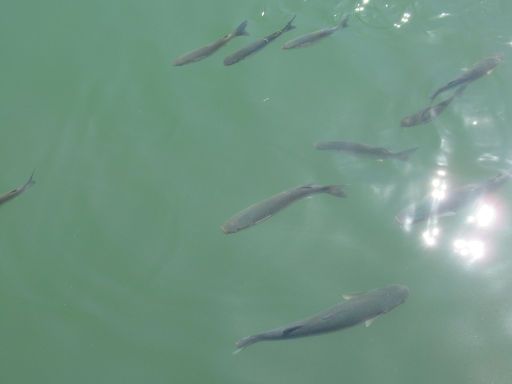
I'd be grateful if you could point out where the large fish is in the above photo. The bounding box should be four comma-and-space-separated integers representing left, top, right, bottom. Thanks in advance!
282, 15, 349, 49
430, 54, 503, 101
221, 183, 345, 234
173, 21, 249, 66
314, 140, 418, 162
396, 171, 510, 226
0, 171, 35, 206
224, 16, 296, 66
235, 284, 409, 352
401, 85, 466, 127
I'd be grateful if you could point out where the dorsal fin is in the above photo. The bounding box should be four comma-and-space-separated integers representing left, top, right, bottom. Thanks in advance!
282, 325, 302, 336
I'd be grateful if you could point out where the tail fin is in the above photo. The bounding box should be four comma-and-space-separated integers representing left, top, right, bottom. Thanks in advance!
23, 170, 36, 191
234, 20, 249, 37
338, 14, 350, 29
282, 15, 296, 33
234, 335, 260, 354
394, 147, 419, 162
323, 185, 346, 197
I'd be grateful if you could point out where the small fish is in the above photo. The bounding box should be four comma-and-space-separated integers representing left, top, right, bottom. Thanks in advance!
221, 183, 345, 234
401, 85, 466, 127
282, 14, 349, 49
430, 54, 503, 101
235, 284, 409, 352
0, 171, 35, 206
173, 21, 249, 66
396, 171, 510, 226
315, 141, 418, 162
224, 16, 296, 66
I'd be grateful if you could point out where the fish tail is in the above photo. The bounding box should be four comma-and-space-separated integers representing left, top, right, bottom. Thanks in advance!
395, 147, 419, 162
338, 14, 350, 29
283, 15, 296, 32
323, 185, 346, 198
234, 20, 249, 36
234, 335, 261, 353
24, 170, 36, 190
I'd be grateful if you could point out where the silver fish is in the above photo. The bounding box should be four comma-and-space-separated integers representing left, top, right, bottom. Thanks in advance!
401, 85, 466, 127
282, 15, 349, 49
430, 54, 503, 101
224, 16, 296, 66
396, 171, 510, 226
235, 284, 409, 352
221, 183, 345, 234
173, 21, 249, 66
315, 140, 418, 162
0, 171, 35, 206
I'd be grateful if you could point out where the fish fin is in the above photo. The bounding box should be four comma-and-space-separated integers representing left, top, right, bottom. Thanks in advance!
234, 335, 260, 353
323, 185, 346, 198
282, 15, 296, 33
365, 316, 378, 327
254, 214, 272, 225
338, 14, 350, 29
394, 147, 419, 162
342, 291, 366, 300
21, 170, 36, 192
282, 325, 302, 336
234, 20, 249, 36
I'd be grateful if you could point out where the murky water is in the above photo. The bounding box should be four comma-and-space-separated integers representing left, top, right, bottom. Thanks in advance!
1, 0, 512, 383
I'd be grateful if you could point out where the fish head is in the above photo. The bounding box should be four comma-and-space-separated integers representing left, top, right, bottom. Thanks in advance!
381, 284, 409, 311
220, 222, 239, 234
400, 115, 417, 128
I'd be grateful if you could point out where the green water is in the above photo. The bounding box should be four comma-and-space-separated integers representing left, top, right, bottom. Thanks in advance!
1, 0, 512, 383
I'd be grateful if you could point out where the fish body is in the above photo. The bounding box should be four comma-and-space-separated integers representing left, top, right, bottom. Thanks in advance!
282, 15, 349, 49
173, 21, 248, 66
401, 85, 466, 127
430, 54, 503, 101
235, 284, 409, 352
221, 183, 345, 234
315, 141, 418, 162
224, 16, 296, 66
396, 172, 510, 226
0, 171, 35, 206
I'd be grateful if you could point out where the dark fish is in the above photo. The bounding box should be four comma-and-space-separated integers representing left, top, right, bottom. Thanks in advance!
315, 140, 418, 162
0, 171, 35, 206
396, 171, 510, 226
430, 54, 503, 101
401, 85, 466, 127
173, 21, 249, 66
282, 14, 349, 49
235, 284, 409, 352
224, 16, 296, 66
221, 183, 345, 234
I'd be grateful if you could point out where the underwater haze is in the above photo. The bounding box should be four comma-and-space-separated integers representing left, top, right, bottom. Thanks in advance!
1, 0, 512, 383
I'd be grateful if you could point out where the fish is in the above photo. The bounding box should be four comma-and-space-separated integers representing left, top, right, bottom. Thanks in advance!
235, 284, 409, 352
430, 54, 503, 101
282, 14, 349, 49
221, 183, 345, 234
401, 85, 466, 127
173, 21, 249, 66
396, 171, 510, 226
0, 171, 35, 206
314, 140, 418, 162
224, 16, 296, 66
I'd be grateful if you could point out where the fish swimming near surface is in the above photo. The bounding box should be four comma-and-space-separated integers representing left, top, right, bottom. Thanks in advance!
0, 171, 35, 206
173, 21, 249, 66
224, 16, 296, 66
221, 183, 345, 234
282, 14, 349, 49
430, 54, 503, 101
401, 85, 466, 127
395, 171, 510, 226
235, 284, 409, 352
315, 140, 418, 162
